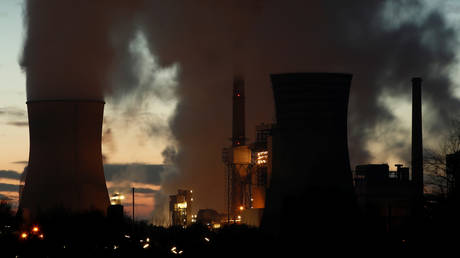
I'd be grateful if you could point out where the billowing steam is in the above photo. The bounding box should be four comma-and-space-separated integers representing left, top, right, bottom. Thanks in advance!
21, 0, 460, 218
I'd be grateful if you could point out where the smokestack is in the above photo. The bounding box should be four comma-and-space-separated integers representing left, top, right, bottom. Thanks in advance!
262, 73, 355, 242
411, 77, 424, 198
232, 76, 245, 146
19, 100, 110, 218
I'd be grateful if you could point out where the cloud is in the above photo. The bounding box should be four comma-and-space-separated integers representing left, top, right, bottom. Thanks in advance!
0, 170, 21, 180
104, 164, 165, 185
0, 193, 13, 201
6, 121, 28, 127
0, 183, 19, 192
0, 107, 26, 117
11, 161, 28, 165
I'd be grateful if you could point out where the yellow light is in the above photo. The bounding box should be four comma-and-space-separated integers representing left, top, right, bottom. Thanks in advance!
176, 202, 187, 209
143, 243, 150, 249
239, 206, 244, 211
21, 232, 28, 239
39, 234, 44, 239
32, 226, 39, 232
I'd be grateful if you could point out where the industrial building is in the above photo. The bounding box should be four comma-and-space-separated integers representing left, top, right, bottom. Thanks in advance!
222, 77, 273, 226
446, 152, 460, 198
353, 77, 426, 233
354, 164, 414, 232
169, 190, 193, 227
19, 100, 110, 219
107, 193, 124, 223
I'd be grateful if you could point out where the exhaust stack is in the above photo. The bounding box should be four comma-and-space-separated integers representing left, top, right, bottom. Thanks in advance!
411, 77, 424, 198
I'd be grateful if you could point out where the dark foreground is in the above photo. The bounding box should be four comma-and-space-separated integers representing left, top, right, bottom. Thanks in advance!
1, 201, 460, 257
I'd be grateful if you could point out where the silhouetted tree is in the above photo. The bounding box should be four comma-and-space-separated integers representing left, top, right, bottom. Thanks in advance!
424, 118, 460, 197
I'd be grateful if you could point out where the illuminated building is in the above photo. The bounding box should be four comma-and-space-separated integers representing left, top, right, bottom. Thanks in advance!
169, 189, 193, 227
222, 77, 273, 225
196, 209, 222, 228
107, 193, 124, 222
222, 76, 251, 222
249, 123, 273, 210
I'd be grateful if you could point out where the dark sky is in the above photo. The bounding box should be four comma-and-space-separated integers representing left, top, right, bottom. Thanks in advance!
20, 0, 460, 216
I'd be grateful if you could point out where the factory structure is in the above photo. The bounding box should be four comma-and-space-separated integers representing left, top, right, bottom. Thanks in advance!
353, 78, 426, 233
219, 73, 428, 239
222, 76, 272, 227
16, 72, 433, 235
169, 189, 194, 227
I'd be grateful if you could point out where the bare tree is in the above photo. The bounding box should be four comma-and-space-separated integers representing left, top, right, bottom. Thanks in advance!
424, 119, 460, 197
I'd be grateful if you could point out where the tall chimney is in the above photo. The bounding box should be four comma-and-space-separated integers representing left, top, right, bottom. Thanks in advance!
411, 77, 424, 198
19, 100, 110, 218
232, 76, 245, 146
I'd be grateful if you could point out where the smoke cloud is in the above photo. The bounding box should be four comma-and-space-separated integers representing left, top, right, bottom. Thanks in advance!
139, 0, 459, 211
21, 0, 460, 214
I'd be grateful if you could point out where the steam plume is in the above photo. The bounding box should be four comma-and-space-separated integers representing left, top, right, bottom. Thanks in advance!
21, 0, 459, 213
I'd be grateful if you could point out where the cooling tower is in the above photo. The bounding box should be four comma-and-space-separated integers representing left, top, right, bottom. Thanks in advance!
262, 73, 355, 242
20, 100, 110, 218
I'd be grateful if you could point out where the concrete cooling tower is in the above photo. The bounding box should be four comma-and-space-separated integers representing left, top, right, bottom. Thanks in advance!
262, 73, 356, 243
19, 100, 110, 218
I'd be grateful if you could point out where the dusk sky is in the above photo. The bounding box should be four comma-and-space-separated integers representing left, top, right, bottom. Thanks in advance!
2, 0, 460, 221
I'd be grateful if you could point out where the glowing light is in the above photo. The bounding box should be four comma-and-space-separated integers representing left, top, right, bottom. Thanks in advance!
239, 206, 244, 211
204, 237, 210, 242
32, 226, 39, 232
171, 246, 184, 255
20, 232, 27, 239
143, 243, 150, 249
110, 193, 125, 205
256, 151, 268, 165
39, 234, 44, 239
176, 202, 187, 209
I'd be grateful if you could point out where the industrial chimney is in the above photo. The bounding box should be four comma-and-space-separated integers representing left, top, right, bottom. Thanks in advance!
262, 73, 355, 243
19, 100, 110, 218
411, 77, 424, 199
232, 76, 245, 147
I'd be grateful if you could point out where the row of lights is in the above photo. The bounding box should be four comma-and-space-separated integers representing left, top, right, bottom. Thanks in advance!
20, 225, 44, 240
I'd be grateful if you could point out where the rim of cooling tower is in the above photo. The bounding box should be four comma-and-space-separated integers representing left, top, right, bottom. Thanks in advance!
26, 99, 105, 104
270, 72, 353, 84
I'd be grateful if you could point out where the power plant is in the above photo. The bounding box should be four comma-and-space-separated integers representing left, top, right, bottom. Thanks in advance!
19, 100, 110, 219
222, 77, 271, 226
